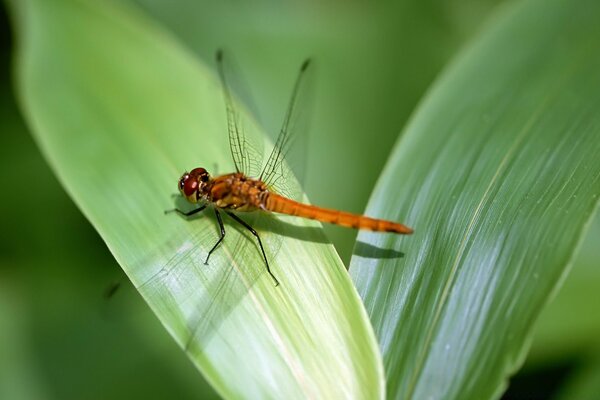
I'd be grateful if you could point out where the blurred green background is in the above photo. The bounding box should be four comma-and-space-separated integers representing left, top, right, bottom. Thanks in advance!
1, 0, 598, 399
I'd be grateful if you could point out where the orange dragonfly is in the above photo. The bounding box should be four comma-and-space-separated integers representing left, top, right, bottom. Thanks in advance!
169, 50, 412, 286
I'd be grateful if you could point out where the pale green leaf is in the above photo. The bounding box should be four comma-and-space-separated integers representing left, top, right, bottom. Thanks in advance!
8, 0, 383, 398
350, 0, 600, 398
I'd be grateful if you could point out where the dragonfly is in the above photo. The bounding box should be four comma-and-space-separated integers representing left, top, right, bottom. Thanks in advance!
168, 49, 413, 287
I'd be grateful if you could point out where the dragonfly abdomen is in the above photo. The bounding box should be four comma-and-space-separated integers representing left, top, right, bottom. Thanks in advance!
264, 193, 413, 234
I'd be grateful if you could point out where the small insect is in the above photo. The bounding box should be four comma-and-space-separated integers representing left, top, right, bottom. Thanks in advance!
168, 50, 412, 286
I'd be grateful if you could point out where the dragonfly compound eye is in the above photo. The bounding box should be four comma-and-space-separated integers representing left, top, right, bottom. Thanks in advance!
191, 167, 209, 181
183, 177, 199, 198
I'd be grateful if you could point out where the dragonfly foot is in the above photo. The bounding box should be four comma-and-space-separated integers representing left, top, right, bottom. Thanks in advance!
270, 274, 280, 287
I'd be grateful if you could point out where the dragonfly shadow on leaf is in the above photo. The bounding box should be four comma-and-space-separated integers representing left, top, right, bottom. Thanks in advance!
250, 211, 330, 245
353, 241, 405, 260
155, 197, 405, 354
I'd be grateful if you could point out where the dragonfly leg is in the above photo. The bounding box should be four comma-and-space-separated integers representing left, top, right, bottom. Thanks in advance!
225, 211, 280, 287
164, 204, 207, 217
205, 209, 226, 265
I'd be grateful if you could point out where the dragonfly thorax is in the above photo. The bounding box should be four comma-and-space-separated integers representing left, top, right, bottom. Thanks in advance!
178, 167, 211, 203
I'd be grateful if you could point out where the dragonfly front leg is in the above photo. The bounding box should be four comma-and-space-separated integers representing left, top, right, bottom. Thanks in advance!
205, 209, 226, 265
225, 211, 280, 287
164, 204, 207, 217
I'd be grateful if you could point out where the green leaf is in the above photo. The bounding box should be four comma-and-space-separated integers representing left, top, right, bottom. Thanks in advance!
0, 31, 217, 398
8, 0, 383, 398
349, 0, 600, 398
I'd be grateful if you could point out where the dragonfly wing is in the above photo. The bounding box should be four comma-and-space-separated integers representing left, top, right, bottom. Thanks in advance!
216, 50, 264, 178
260, 58, 314, 201
137, 211, 278, 350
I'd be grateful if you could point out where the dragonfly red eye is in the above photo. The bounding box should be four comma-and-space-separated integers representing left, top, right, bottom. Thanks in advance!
183, 177, 198, 196
191, 167, 206, 175
190, 167, 209, 182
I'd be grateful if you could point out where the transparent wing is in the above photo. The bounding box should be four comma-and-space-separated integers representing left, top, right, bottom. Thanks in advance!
260, 58, 314, 201
138, 211, 284, 350
216, 50, 263, 178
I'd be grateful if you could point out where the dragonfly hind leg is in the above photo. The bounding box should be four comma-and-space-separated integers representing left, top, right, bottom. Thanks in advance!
205, 209, 226, 265
225, 211, 280, 287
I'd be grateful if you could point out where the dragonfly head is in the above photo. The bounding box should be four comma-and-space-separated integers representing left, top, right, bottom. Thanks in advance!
178, 167, 211, 203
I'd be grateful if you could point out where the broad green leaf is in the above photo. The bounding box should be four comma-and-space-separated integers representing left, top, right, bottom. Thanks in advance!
350, 0, 600, 398
8, 0, 383, 398
0, 39, 217, 398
